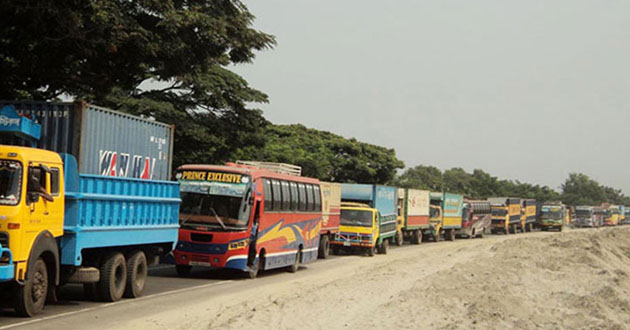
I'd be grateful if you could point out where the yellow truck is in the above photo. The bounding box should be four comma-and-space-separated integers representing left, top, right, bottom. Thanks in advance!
488, 197, 522, 234
332, 202, 381, 256
521, 199, 537, 232
539, 202, 566, 231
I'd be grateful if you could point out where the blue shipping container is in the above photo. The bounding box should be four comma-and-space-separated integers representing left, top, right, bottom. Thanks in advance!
341, 184, 397, 218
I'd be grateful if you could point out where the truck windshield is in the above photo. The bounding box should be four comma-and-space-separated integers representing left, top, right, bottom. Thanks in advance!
492, 208, 507, 216
180, 192, 249, 230
541, 211, 563, 219
576, 210, 592, 218
0, 160, 22, 206
340, 209, 373, 227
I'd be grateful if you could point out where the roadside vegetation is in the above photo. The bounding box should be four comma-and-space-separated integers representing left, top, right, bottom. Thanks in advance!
1, 0, 628, 205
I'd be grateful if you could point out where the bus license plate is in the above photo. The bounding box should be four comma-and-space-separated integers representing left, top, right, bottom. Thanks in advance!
189, 261, 211, 266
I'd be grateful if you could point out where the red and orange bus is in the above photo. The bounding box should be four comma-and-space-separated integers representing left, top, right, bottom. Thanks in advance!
173, 163, 322, 278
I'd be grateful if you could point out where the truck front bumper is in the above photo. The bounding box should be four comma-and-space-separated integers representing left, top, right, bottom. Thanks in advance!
0, 247, 14, 282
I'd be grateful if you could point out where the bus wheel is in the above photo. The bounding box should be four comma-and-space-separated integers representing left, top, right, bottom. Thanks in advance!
175, 265, 192, 277
99, 252, 127, 302
289, 249, 301, 273
14, 258, 48, 317
395, 231, 403, 246
318, 236, 330, 259
247, 255, 263, 279
124, 251, 147, 298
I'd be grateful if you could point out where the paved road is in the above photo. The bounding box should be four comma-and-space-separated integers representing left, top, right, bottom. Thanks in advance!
0, 230, 552, 329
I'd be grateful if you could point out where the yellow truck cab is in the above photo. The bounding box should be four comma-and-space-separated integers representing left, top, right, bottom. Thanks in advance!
488, 197, 521, 234
332, 202, 380, 256
422, 192, 444, 241
0, 146, 65, 288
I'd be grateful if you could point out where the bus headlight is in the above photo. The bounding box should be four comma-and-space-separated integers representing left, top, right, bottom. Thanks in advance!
229, 239, 249, 250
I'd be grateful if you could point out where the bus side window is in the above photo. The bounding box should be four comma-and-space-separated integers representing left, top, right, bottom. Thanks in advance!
271, 179, 282, 211
281, 181, 290, 211
305, 184, 314, 211
289, 182, 298, 211
263, 179, 272, 212
313, 185, 321, 212
297, 183, 306, 211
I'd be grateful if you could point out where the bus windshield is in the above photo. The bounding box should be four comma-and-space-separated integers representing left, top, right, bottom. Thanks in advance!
179, 180, 251, 230
340, 209, 373, 227
0, 160, 22, 206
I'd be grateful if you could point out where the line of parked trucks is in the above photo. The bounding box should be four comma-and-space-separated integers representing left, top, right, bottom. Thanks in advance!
0, 101, 627, 317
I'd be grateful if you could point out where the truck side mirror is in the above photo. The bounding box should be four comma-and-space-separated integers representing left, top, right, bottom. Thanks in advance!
27, 192, 40, 204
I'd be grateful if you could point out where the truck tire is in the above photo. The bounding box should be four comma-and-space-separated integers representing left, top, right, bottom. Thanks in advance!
367, 246, 375, 257
175, 265, 192, 277
318, 235, 330, 259
446, 229, 455, 241
124, 251, 148, 298
67, 267, 100, 284
98, 252, 127, 302
14, 258, 48, 317
411, 230, 421, 245
289, 249, 301, 273
395, 231, 403, 246
378, 239, 389, 254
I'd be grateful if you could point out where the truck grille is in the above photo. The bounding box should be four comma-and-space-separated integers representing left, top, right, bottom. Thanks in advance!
0, 233, 8, 248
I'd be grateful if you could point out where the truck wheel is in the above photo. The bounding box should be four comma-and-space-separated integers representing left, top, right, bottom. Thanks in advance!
395, 231, 403, 246
378, 239, 389, 254
367, 246, 375, 257
98, 252, 127, 302
124, 251, 147, 298
175, 265, 192, 277
446, 229, 455, 241
412, 230, 422, 245
289, 249, 301, 273
318, 235, 330, 259
14, 258, 48, 317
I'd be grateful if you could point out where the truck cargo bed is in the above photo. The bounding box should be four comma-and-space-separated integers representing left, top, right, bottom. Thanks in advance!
60, 155, 180, 266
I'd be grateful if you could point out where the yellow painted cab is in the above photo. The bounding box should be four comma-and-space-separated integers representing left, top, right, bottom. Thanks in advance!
331, 202, 379, 256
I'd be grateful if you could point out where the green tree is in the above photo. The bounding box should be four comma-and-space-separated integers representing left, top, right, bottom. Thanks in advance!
394, 165, 443, 191
560, 173, 607, 205
235, 124, 405, 183
1, 0, 275, 168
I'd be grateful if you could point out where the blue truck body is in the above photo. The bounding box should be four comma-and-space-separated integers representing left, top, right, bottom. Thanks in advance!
59, 154, 180, 267
340, 184, 398, 241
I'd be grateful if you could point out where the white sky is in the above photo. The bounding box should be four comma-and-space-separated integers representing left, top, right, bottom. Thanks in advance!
233, 0, 630, 193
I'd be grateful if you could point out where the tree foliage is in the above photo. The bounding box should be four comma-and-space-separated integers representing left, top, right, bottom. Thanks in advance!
560, 173, 630, 206
234, 124, 405, 184
394, 166, 562, 202
0, 0, 275, 168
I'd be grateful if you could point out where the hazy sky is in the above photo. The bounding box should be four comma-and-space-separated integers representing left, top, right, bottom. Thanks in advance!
234, 0, 630, 193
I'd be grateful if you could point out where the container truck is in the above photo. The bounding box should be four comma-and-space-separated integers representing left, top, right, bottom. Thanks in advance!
422, 192, 444, 241
0, 104, 180, 316
332, 184, 397, 255
623, 207, 630, 225
457, 200, 492, 238
602, 204, 620, 226
539, 202, 566, 231
318, 182, 341, 258
396, 188, 430, 244
441, 193, 464, 241
488, 197, 521, 234
521, 199, 537, 232
574, 206, 604, 228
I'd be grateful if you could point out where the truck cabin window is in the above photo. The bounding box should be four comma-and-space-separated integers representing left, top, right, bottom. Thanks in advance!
27, 166, 53, 203
0, 160, 22, 205
340, 209, 373, 227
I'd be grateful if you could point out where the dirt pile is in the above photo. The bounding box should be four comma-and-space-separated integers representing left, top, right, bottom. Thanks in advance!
125, 228, 630, 330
